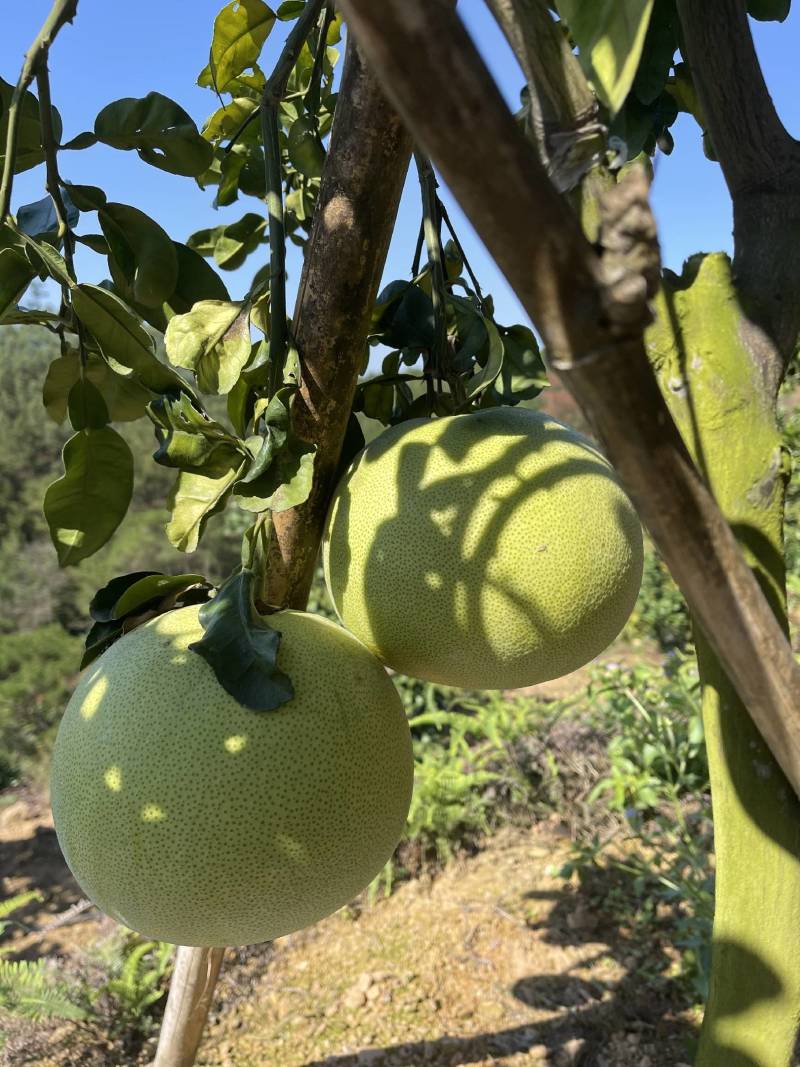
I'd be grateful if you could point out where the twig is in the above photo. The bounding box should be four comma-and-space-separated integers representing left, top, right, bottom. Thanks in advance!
0, 0, 79, 219
438, 200, 485, 306
260, 0, 326, 396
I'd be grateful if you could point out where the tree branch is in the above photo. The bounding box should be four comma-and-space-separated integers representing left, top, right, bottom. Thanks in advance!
262, 35, 412, 608
337, 0, 800, 799
485, 0, 604, 192
0, 0, 78, 219
677, 0, 800, 368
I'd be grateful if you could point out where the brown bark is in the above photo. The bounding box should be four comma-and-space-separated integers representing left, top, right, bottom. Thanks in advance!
677, 0, 800, 370
337, 0, 800, 797
152, 948, 224, 1067
263, 36, 413, 609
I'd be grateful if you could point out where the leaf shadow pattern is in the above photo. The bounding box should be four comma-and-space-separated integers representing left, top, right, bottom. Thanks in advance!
299, 864, 703, 1067
328, 413, 641, 690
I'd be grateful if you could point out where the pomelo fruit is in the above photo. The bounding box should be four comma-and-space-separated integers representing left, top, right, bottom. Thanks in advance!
50, 605, 413, 947
323, 408, 643, 689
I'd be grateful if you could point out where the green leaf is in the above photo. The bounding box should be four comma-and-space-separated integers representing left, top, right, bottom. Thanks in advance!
286, 115, 326, 178
187, 213, 267, 271
277, 0, 306, 18
493, 324, 548, 403
64, 183, 107, 211
112, 573, 208, 619
67, 379, 110, 430
202, 98, 260, 144
72, 284, 187, 394
94, 93, 214, 177
233, 387, 316, 513
0, 247, 37, 321
148, 392, 245, 468
165, 299, 251, 394
166, 448, 245, 552
465, 316, 504, 399
99, 203, 179, 307
90, 571, 161, 622
209, 0, 276, 92
748, 0, 790, 19
0, 77, 62, 174
44, 428, 134, 566
60, 131, 98, 151
372, 281, 435, 349
632, 0, 678, 106
556, 0, 655, 116
17, 192, 80, 238
43, 350, 151, 424
188, 570, 293, 711
19, 234, 73, 286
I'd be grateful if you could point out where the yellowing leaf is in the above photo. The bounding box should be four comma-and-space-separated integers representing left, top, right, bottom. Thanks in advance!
165, 299, 252, 394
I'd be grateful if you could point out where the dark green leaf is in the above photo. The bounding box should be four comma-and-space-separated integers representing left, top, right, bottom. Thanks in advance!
0, 247, 36, 321
64, 183, 107, 212
493, 324, 548, 403
68, 379, 110, 430
277, 0, 306, 18
233, 388, 316, 512
287, 115, 326, 178
95, 93, 214, 177
75, 233, 111, 255
166, 449, 246, 551
372, 281, 435, 350
188, 569, 293, 711
81, 618, 125, 668
0, 77, 62, 174
44, 427, 134, 566
359, 380, 395, 424
112, 573, 208, 619
99, 203, 178, 307
61, 131, 97, 151
165, 299, 251, 394
747, 0, 790, 19
90, 570, 161, 622
44, 350, 151, 424
209, 0, 276, 92
632, 0, 678, 105
72, 283, 187, 394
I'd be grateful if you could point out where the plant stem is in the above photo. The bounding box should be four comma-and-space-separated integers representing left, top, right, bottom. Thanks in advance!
415, 152, 448, 402
439, 200, 485, 307
260, 0, 326, 397
0, 0, 79, 220
36, 60, 88, 369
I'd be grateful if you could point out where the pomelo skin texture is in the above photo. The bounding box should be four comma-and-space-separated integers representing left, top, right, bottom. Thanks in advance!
50, 606, 413, 947
323, 408, 644, 689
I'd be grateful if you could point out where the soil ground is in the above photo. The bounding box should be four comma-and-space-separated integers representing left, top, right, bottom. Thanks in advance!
1, 786, 697, 1067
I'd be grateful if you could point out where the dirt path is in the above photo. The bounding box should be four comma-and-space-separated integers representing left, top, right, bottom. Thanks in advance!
2, 776, 696, 1067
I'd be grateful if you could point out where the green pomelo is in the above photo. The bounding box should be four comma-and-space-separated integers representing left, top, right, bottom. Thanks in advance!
323, 408, 644, 689
50, 606, 413, 947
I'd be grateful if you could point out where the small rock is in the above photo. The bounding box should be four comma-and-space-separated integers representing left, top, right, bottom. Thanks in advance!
555, 1037, 586, 1066
343, 989, 367, 1011
366, 984, 382, 1002
529, 1046, 549, 1063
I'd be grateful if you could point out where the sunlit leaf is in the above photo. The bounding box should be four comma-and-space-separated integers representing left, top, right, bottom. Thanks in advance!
166, 449, 245, 552
95, 93, 213, 176
72, 283, 187, 394
148, 392, 245, 468
44, 427, 134, 566
112, 572, 208, 619
233, 387, 316, 512
556, 0, 655, 116
165, 299, 251, 394
43, 350, 151, 424
209, 0, 276, 92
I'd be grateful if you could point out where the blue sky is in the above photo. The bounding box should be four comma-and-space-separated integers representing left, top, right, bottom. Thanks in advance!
3, 1, 798, 328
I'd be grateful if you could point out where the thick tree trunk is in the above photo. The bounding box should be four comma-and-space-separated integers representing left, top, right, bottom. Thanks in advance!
152, 36, 411, 1067
649, 257, 800, 1066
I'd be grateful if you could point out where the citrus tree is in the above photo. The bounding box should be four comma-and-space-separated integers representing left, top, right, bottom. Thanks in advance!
2, 1, 800, 1066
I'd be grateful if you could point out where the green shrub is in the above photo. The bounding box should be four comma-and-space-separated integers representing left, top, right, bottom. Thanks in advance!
625, 543, 693, 653
555, 657, 713, 1001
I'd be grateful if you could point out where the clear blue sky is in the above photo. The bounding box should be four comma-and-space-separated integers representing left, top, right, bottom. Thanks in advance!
3, 1, 799, 327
